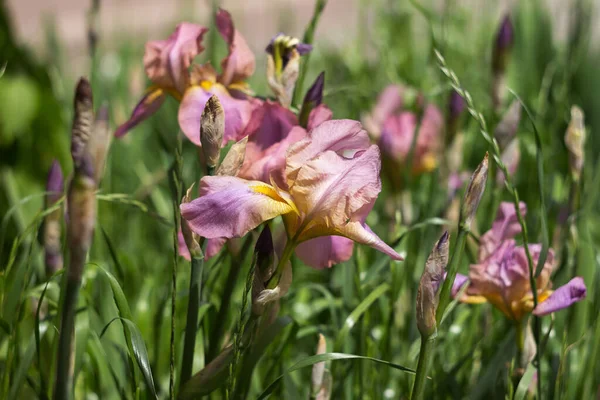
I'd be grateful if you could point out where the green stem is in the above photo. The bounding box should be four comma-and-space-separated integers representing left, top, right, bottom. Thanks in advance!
180, 251, 206, 386
291, 0, 328, 107
207, 256, 241, 362
267, 239, 296, 289
53, 248, 86, 400
410, 334, 435, 400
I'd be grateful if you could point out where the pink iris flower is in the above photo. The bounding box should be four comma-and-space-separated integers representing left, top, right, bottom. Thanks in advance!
363, 85, 443, 175
180, 120, 403, 268
115, 9, 256, 145
452, 202, 586, 320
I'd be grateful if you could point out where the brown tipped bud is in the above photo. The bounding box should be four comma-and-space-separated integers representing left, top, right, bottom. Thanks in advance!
71, 78, 95, 173
312, 334, 331, 399
66, 173, 96, 281
216, 136, 247, 176
416, 232, 450, 337
181, 184, 203, 258
200, 95, 225, 169
565, 105, 585, 182
494, 100, 521, 150
460, 153, 489, 230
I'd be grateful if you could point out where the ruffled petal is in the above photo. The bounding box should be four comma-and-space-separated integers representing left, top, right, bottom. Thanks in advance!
178, 85, 254, 145
216, 9, 255, 86
115, 88, 166, 137
295, 235, 354, 269
181, 176, 296, 239
533, 277, 587, 316
479, 201, 526, 260
144, 23, 208, 93
286, 119, 371, 186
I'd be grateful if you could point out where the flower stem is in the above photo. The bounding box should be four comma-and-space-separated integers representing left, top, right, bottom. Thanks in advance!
180, 248, 206, 386
267, 239, 296, 289
411, 334, 435, 400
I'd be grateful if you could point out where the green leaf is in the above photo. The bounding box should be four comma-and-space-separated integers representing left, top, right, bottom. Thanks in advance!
514, 363, 536, 400
256, 352, 415, 399
335, 283, 389, 349
101, 268, 157, 399
179, 346, 234, 399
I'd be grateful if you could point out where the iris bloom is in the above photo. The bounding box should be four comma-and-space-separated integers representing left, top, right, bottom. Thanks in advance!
115, 9, 256, 145
363, 85, 443, 178
181, 120, 403, 269
453, 202, 586, 320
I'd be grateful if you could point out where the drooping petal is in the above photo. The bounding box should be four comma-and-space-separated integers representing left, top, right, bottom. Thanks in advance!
479, 201, 526, 260
295, 235, 354, 269
144, 23, 208, 93
216, 9, 255, 86
335, 222, 403, 261
115, 88, 166, 137
307, 104, 333, 130
533, 277, 587, 316
178, 230, 191, 261
181, 176, 296, 239
206, 237, 227, 259
286, 119, 371, 186
178, 85, 254, 145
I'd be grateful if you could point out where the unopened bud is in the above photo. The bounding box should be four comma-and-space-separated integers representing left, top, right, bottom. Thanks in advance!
416, 231, 450, 337
446, 90, 466, 144
312, 334, 331, 399
216, 136, 247, 176
492, 15, 514, 110
299, 71, 325, 127
71, 78, 95, 172
494, 100, 521, 150
200, 95, 225, 170
67, 171, 96, 281
266, 34, 312, 107
181, 184, 203, 258
460, 153, 489, 230
565, 106, 585, 182
252, 225, 275, 315
44, 161, 64, 275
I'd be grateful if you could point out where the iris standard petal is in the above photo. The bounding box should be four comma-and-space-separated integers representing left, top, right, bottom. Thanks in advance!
144, 23, 208, 93
216, 8, 256, 86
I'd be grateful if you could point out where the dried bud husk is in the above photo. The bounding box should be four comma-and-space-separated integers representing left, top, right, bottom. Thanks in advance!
298, 71, 325, 127
181, 184, 203, 258
71, 78, 95, 171
494, 100, 521, 150
565, 105, 585, 182
200, 95, 225, 170
266, 34, 312, 108
312, 334, 331, 400
216, 136, 247, 176
44, 161, 64, 275
460, 153, 489, 230
416, 232, 450, 337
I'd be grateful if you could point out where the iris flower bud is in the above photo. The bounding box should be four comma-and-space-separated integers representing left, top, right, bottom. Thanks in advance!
416, 232, 450, 337
200, 95, 225, 170
460, 153, 489, 230
565, 106, 585, 182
